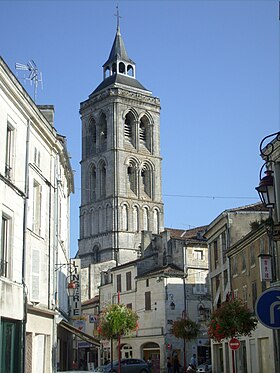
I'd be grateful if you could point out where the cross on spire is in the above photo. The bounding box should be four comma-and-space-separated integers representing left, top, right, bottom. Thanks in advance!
114, 4, 122, 30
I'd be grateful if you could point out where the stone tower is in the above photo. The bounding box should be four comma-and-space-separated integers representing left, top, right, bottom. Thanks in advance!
78, 24, 164, 268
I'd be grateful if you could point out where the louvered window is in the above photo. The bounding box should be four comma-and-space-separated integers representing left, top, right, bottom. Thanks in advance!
31, 249, 40, 302
139, 121, 146, 143
124, 118, 132, 142
33, 180, 42, 235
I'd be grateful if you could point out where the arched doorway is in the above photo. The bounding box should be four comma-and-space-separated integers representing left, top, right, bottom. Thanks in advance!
142, 342, 160, 373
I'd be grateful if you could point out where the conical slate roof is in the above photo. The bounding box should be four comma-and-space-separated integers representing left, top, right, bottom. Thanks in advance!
103, 26, 135, 66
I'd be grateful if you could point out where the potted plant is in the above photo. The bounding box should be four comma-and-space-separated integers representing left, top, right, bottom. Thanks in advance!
98, 304, 139, 372
207, 298, 257, 342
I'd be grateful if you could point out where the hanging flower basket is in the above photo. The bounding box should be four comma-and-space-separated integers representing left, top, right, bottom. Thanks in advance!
207, 299, 257, 342
98, 304, 139, 340
171, 317, 200, 341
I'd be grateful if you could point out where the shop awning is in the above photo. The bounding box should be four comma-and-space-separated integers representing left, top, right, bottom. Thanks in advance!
59, 320, 101, 347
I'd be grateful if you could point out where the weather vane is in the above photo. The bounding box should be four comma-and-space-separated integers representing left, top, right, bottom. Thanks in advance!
114, 4, 122, 29
15, 60, 43, 102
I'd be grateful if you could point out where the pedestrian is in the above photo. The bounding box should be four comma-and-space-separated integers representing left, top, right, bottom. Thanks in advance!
190, 354, 197, 369
72, 360, 78, 371
187, 364, 195, 372
167, 357, 172, 373
173, 355, 180, 373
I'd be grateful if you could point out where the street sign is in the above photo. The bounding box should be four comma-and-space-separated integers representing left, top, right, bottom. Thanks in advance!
256, 288, 280, 329
229, 338, 240, 350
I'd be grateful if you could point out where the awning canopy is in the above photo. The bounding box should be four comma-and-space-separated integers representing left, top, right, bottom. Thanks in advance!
59, 320, 100, 347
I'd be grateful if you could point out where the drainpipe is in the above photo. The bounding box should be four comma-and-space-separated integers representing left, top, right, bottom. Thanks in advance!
53, 154, 59, 373
22, 118, 31, 373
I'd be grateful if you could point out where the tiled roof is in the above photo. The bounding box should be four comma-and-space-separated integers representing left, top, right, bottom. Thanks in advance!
136, 263, 184, 279
82, 295, 99, 306
90, 74, 148, 96
165, 225, 208, 241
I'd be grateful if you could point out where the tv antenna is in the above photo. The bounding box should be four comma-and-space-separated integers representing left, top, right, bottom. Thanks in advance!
15, 60, 43, 102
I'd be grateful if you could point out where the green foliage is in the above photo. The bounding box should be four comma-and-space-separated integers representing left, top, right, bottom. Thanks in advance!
171, 317, 200, 341
208, 299, 257, 342
98, 304, 139, 340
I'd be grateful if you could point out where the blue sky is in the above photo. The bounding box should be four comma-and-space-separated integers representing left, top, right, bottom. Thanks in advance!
0, 0, 279, 257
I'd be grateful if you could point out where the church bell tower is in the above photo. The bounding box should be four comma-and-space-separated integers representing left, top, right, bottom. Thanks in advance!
78, 21, 164, 267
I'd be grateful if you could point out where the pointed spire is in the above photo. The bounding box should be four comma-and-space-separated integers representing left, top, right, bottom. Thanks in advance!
103, 5, 135, 68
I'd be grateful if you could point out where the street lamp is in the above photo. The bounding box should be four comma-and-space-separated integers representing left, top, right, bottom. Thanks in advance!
167, 294, 176, 310
67, 280, 77, 298
256, 169, 275, 208
255, 131, 280, 208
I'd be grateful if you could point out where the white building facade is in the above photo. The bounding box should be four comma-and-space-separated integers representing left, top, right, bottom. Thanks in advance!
0, 57, 74, 373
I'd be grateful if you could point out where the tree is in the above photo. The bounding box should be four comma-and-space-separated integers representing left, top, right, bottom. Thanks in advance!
207, 298, 257, 342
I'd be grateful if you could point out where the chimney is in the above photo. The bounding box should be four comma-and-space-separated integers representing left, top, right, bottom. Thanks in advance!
38, 105, 55, 127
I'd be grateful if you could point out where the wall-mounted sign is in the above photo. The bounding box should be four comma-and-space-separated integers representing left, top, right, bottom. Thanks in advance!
70, 259, 81, 317
258, 254, 272, 281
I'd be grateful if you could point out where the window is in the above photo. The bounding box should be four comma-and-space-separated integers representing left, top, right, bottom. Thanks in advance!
126, 303, 132, 309
146, 279, 149, 287
88, 118, 96, 156
122, 204, 128, 231
31, 248, 40, 302
223, 269, 228, 288
93, 245, 100, 263
99, 114, 107, 152
241, 252, 247, 272
1, 215, 10, 277
222, 232, 227, 263
193, 250, 203, 260
90, 165, 96, 202
106, 205, 110, 231
232, 256, 238, 276
215, 275, 220, 291
243, 285, 248, 304
34, 147, 41, 168
117, 274, 121, 292
260, 238, 265, 254
100, 162, 106, 197
141, 167, 151, 197
213, 240, 218, 268
252, 281, 257, 311
5, 124, 13, 179
139, 115, 150, 151
145, 291, 151, 310
126, 272, 132, 291
143, 207, 149, 231
154, 209, 160, 234
133, 206, 139, 232
127, 162, 137, 195
124, 112, 135, 146
119, 62, 125, 73
33, 180, 42, 235
250, 244, 256, 266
